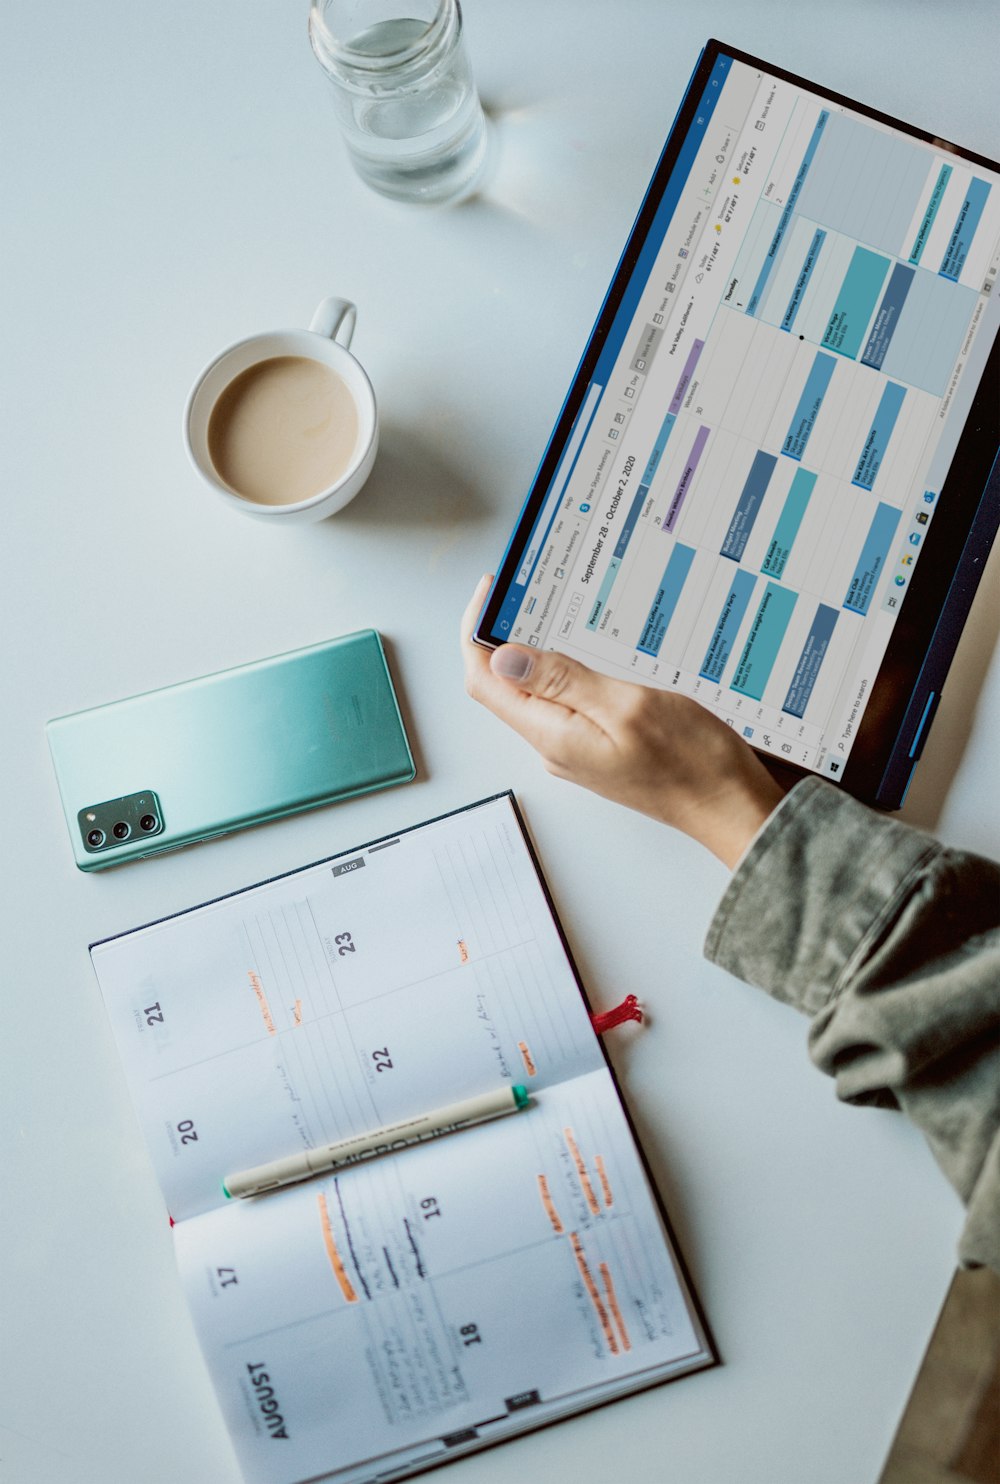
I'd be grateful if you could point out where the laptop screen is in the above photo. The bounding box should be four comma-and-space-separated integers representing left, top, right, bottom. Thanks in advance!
481, 42, 1000, 802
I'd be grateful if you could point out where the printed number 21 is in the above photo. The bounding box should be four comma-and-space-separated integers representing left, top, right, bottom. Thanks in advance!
336, 932, 355, 956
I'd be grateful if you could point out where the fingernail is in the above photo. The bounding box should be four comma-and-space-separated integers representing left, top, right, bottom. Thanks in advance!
491, 647, 533, 682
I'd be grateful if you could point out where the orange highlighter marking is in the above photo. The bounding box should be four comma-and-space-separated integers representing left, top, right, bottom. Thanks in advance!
292, 998, 303, 1027
594, 1154, 614, 1208
600, 1262, 632, 1352
537, 1174, 564, 1234
518, 1040, 537, 1077
458, 939, 469, 964
317, 1193, 358, 1303
569, 1232, 618, 1354
248, 971, 276, 1035
563, 1127, 601, 1216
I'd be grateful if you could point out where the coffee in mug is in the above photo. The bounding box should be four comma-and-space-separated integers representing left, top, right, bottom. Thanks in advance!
207, 356, 360, 506
184, 298, 378, 523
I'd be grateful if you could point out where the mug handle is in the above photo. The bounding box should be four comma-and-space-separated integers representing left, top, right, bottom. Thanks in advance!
310, 297, 357, 348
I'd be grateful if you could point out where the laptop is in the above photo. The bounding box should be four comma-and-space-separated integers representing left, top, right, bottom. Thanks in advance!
476, 39, 1000, 808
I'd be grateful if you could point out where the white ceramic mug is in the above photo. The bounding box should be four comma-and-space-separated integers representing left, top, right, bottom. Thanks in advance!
184, 298, 378, 523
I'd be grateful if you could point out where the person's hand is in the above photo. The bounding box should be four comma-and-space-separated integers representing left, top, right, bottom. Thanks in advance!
461, 575, 785, 868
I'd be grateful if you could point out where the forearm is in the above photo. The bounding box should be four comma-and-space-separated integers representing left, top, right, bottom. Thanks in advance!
705, 779, 1000, 1269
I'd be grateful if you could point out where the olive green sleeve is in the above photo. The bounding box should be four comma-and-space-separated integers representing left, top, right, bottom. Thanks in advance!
705, 778, 1000, 1271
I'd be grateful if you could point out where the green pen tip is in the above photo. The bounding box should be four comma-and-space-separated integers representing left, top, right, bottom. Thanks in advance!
512, 1084, 530, 1109
222, 1181, 232, 1199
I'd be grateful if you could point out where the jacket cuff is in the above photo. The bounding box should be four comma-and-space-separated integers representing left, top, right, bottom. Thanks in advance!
704, 778, 938, 1016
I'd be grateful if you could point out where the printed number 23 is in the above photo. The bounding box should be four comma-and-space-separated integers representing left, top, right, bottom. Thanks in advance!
336, 932, 355, 956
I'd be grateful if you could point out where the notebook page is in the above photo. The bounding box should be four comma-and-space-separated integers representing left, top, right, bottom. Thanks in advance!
174, 1069, 710, 1484
91, 796, 606, 1221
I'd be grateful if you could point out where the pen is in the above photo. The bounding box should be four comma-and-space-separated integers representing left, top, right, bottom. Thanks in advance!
222, 1083, 531, 1199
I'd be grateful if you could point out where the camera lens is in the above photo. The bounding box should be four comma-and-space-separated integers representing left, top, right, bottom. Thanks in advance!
87, 828, 105, 848
139, 814, 157, 832
112, 821, 131, 840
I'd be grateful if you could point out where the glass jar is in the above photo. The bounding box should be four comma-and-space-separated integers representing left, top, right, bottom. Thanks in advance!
309, 0, 488, 204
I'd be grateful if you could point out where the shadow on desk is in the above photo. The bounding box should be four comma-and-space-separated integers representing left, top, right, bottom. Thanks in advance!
328, 421, 489, 535
880, 1267, 1000, 1484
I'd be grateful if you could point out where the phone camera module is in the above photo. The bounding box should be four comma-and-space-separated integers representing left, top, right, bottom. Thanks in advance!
78, 791, 161, 861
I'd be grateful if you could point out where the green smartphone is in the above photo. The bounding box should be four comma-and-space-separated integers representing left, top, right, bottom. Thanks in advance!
46, 630, 415, 871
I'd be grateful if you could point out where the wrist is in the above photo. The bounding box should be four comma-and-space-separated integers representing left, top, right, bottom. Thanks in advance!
673, 764, 785, 870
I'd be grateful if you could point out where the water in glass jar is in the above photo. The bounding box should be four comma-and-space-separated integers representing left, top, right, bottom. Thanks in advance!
343, 17, 487, 203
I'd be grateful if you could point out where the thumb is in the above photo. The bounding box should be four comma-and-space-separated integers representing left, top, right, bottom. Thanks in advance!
489, 644, 614, 717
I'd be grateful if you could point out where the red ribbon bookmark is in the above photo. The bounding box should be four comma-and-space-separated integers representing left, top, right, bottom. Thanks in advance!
590, 994, 643, 1035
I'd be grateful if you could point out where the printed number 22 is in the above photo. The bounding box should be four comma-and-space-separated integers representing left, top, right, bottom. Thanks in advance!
336, 932, 355, 956
372, 1048, 393, 1073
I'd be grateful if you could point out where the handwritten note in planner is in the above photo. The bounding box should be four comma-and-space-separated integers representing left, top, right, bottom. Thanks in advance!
91, 794, 712, 1484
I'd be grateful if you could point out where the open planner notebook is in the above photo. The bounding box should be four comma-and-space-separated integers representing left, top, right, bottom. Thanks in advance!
91, 793, 714, 1484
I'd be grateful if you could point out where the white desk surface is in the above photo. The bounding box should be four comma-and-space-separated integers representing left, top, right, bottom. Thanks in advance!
2, 3, 998, 1481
